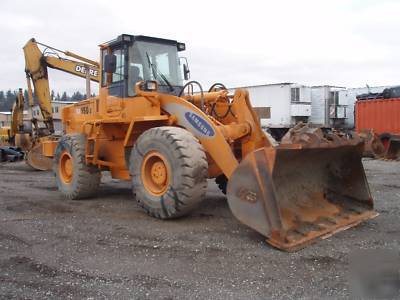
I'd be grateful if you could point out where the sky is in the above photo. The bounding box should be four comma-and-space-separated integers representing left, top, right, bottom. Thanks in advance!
1, 0, 399, 95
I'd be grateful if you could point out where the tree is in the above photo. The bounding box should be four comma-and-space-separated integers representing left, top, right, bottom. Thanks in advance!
50, 90, 55, 101
6, 90, 14, 102
3, 90, 16, 111
61, 92, 68, 101
23, 90, 29, 101
71, 91, 83, 101
0, 91, 5, 111
56, 93, 61, 101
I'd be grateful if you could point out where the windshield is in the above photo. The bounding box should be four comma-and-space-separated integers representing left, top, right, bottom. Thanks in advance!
128, 41, 183, 96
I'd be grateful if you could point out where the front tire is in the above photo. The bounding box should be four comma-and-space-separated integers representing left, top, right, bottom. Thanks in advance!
130, 127, 208, 219
54, 134, 100, 200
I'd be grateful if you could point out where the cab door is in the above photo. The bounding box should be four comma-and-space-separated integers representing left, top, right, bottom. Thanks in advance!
102, 46, 126, 116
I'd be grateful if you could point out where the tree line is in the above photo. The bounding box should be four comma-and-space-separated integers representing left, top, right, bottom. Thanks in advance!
0, 89, 95, 111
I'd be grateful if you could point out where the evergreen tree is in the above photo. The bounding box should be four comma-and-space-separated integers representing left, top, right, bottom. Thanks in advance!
50, 90, 55, 101
5, 90, 16, 111
56, 93, 61, 101
23, 89, 29, 101
61, 92, 68, 101
6, 90, 14, 102
71, 91, 83, 101
0, 91, 5, 111
23, 89, 30, 109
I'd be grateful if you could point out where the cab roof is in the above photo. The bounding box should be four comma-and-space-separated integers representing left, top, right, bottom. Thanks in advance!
100, 34, 185, 51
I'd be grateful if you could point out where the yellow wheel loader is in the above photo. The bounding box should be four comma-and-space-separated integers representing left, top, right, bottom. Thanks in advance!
26, 34, 377, 251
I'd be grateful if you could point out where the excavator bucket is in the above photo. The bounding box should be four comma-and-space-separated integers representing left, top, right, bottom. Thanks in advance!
14, 133, 32, 152
26, 142, 53, 171
227, 142, 378, 251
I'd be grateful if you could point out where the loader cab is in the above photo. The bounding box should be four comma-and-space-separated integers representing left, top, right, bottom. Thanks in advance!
101, 34, 188, 97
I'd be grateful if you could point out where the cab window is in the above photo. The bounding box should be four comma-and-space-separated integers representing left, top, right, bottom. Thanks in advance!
107, 47, 126, 97
112, 49, 125, 83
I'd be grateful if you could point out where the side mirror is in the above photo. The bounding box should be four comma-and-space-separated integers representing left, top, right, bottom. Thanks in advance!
104, 54, 117, 73
183, 63, 190, 80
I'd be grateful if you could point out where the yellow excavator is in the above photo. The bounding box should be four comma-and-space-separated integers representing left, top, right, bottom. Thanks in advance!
0, 89, 29, 148
21, 38, 99, 170
25, 34, 377, 251
9, 89, 31, 148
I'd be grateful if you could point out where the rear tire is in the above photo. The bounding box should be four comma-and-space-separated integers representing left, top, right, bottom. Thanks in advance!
54, 134, 101, 200
130, 127, 208, 219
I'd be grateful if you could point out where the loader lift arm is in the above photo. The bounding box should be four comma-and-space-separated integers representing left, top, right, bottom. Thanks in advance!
23, 38, 99, 135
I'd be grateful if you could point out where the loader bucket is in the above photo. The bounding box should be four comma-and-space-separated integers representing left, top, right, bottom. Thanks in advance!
226, 143, 378, 251
26, 142, 53, 171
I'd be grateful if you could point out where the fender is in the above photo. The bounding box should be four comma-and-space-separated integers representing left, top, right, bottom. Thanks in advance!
158, 94, 239, 178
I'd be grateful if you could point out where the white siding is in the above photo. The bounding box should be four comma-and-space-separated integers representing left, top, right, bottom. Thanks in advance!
310, 86, 346, 127
310, 87, 327, 126
31, 101, 76, 135
231, 84, 311, 128
245, 85, 292, 127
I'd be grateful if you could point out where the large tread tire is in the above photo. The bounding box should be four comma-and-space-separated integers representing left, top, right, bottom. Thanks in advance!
54, 134, 100, 200
130, 127, 208, 219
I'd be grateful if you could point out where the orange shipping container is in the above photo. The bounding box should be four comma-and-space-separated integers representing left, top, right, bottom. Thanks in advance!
355, 98, 400, 135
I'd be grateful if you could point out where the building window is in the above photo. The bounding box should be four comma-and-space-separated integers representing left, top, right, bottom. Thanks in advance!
329, 91, 339, 105
291, 88, 300, 102
55, 107, 59, 113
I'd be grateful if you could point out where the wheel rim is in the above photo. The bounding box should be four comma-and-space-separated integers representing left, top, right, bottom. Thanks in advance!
141, 151, 170, 196
60, 151, 73, 184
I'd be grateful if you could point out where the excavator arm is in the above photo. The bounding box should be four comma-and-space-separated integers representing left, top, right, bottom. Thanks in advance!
10, 89, 24, 139
23, 38, 99, 135
22, 38, 99, 170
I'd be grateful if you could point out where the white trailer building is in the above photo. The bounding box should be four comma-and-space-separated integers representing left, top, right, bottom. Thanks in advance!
230, 83, 398, 137
32, 101, 76, 134
310, 85, 347, 128
230, 83, 312, 136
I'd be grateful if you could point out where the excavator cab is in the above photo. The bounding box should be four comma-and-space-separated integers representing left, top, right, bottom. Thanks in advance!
101, 34, 188, 97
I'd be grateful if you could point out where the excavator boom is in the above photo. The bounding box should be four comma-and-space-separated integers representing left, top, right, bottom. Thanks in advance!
22, 38, 99, 170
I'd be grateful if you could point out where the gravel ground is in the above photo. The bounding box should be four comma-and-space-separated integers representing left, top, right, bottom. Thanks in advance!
0, 159, 399, 299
